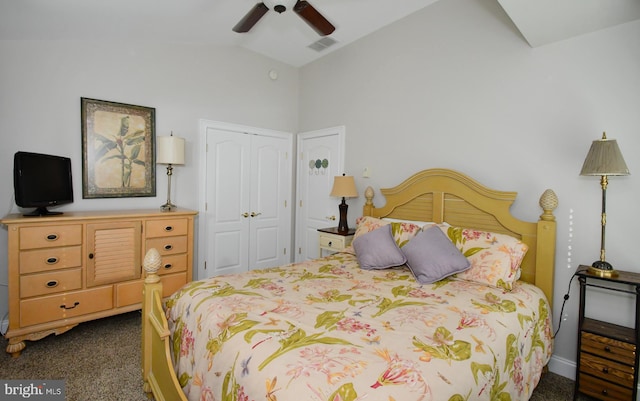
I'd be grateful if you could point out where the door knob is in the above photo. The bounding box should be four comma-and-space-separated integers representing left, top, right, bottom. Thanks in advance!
250, 212, 262, 217
242, 212, 249, 218
326, 215, 336, 221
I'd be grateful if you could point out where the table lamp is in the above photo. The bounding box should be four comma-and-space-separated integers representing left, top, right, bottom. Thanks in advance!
330, 174, 358, 233
580, 132, 629, 277
156, 133, 185, 211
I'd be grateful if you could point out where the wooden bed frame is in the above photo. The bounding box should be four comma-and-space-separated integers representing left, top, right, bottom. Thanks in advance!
141, 168, 558, 401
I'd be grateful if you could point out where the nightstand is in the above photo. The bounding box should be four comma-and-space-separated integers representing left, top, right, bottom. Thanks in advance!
574, 265, 640, 401
317, 227, 355, 256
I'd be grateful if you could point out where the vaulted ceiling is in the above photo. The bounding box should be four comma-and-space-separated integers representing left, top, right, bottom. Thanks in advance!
1, 0, 639, 67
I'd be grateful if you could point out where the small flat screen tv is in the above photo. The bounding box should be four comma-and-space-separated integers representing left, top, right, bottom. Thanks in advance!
13, 151, 74, 217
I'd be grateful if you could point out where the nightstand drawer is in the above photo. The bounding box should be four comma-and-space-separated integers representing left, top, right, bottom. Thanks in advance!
580, 352, 635, 388
319, 235, 348, 250
581, 332, 636, 366
578, 372, 633, 401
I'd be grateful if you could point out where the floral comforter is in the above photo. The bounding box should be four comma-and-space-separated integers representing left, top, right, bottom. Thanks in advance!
166, 251, 552, 401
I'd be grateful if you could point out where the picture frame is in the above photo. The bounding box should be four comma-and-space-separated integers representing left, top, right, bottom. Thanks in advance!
81, 98, 156, 198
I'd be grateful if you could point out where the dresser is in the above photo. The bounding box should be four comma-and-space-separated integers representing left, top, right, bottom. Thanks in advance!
574, 266, 640, 401
1, 209, 197, 357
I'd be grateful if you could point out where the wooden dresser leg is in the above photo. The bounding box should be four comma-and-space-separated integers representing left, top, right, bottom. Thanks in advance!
6, 340, 26, 358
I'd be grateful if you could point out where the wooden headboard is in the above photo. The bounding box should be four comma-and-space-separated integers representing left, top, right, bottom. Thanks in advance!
362, 168, 558, 306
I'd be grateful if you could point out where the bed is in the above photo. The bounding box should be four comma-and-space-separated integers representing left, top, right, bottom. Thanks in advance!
142, 168, 558, 401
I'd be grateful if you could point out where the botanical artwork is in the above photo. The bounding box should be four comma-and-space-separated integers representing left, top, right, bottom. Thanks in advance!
81, 98, 156, 198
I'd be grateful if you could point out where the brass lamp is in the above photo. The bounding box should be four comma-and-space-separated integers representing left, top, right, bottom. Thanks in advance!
156, 133, 185, 211
580, 132, 629, 277
330, 174, 358, 233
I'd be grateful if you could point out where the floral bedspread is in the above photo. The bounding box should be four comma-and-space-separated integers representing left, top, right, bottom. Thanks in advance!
166, 251, 552, 401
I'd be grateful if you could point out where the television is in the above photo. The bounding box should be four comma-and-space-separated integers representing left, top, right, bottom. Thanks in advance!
13, 151, 74, 217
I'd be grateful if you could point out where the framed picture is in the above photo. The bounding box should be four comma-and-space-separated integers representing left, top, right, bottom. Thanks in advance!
81, 98, 156, 198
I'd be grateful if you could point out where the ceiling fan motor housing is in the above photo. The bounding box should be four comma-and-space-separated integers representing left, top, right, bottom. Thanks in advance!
274, 4, 286, 13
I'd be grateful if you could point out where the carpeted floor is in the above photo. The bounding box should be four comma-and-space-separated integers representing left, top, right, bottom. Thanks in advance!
0, 311, 592, 401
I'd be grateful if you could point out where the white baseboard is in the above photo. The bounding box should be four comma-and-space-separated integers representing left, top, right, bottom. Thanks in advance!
1, 318, 7, 336
548, 354, 576, 380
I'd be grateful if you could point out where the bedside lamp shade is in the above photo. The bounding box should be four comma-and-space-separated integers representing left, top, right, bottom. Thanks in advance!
330, 174, 358, 233
580, 132, 629, 276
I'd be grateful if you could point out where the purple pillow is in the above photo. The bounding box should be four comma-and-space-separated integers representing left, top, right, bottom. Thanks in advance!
402, 226, 470, 284
352, 224, 407, 270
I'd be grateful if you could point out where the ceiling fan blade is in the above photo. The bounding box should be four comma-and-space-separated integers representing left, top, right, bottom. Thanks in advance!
293, 1, 335, 36
233, 3, 269, 33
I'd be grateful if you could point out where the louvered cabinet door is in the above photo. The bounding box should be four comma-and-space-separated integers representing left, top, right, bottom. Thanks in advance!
86, 221, 142, 287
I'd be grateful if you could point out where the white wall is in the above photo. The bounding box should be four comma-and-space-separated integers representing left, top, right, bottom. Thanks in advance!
298, 0, 640, 378
0, 40, 299, 326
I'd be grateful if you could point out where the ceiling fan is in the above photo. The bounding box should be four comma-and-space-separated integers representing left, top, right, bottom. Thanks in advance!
233, 0, 335, 36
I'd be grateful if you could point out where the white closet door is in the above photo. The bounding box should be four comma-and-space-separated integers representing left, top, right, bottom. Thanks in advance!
249, 135, 290, 270
205, 128, 251, 276
200, 121, 293, 279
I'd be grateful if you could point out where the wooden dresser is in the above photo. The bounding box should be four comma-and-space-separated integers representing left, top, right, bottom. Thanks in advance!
1, 208, 197, 357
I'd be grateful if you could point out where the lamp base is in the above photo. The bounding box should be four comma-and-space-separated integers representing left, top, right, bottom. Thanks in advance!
337, 198, 349, 234
588, 260, 618, 277
160, 202, 177, 212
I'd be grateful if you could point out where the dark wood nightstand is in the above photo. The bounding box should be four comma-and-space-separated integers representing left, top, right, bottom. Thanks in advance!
317, 227, 355, 256
574, 265, 640, 401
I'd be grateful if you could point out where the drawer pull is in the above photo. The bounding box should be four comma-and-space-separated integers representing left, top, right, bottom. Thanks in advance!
602, 367, 609, 373
46, 234, 59, 241
604, 346, 611, 352
164, 226, 174, 232
163, 263, 173, 270
46, 280, 59, 288
46, 257, 59, 264
601, 389, 608, 395
328, 241, 333, 247
164, 244, 173, 251
89, 253, 94, 259
60, 302, 80, 310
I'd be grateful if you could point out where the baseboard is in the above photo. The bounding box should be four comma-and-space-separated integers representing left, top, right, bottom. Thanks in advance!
1, 318, 7, 337
548, 354, 576, 380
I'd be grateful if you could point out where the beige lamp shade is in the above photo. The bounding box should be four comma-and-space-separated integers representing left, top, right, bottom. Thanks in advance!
157, 135, 185, 165
580, 133, 629, 176
330, 175, 358, 198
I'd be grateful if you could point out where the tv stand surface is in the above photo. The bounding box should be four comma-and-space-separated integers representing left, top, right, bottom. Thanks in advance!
1, 208, 197, 357
22, 207, 63, 217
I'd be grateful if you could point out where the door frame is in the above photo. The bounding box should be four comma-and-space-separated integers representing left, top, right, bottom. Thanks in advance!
197, 119, 293, 280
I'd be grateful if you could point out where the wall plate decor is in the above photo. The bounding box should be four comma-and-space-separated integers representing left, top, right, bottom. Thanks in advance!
81, 98, 156, 198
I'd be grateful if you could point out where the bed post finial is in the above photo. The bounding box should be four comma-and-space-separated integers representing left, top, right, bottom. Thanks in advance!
363, 186, 375, 216
143, 248, 162, 284
539, 189, 558, 221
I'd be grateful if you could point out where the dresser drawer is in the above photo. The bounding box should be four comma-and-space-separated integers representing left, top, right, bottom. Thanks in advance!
19, 225, 82, 250
146, 236, 187, 256
578, 372, 633, 401
115, 272, 187, 307
19, 245, 82, 274
20, 287, 113, 327
146, 219, 188, 238
156, 254, 187, 275
580, 352, 635, 388
20, 268, 82, 298
581, 332, 636, 366
319, 235, 348, 251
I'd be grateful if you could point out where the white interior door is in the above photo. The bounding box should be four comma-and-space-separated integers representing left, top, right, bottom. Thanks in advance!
295, 127, 345, 262
205, 128, 251, 277
199, 120, 293, 280
249, 134, 291, 270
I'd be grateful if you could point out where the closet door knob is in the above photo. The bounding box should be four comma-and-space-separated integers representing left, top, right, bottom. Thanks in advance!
242, 212, 249, 218
250, 212, 262, 217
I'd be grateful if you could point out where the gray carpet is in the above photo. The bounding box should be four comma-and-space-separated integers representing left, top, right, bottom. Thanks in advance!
0, 311, 589, 401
